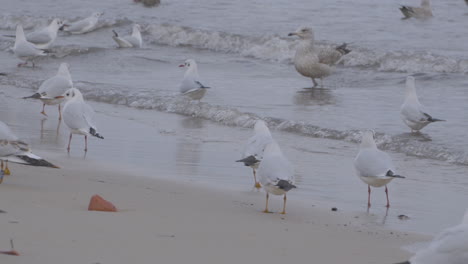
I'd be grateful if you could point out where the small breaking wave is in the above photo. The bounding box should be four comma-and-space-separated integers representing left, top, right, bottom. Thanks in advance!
73, 83, 468, 166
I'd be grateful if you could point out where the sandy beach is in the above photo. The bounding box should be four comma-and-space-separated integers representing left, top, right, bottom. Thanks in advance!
0, 157, 426, 264
0, 83, 431, 264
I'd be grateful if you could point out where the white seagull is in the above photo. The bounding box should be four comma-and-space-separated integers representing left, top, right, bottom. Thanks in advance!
0, 120, 59, 181
12, 25, 47, 67
400, 76, 444, 132
395, 209, 468, 264
236, 120, 274, 189
400, 0, 433, 19
26, 18, 63, 49
23, 63, 73, 119
354, 130, 405, 208
112, 24, 143, 48
61, 12, 103, 34
288, 27, 350, 88
258, 142, 296, 214
62, 88, 104, 152
178, 59, 210, 101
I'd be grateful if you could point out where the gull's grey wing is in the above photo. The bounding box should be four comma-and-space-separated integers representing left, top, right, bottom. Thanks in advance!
26, 30, 52, 45
354, 148, 394, 178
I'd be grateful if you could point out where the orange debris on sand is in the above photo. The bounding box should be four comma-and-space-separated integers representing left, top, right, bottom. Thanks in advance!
88, 195, 117, 212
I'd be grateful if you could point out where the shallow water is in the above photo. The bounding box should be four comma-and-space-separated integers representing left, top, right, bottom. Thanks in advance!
0, 0, 467, 235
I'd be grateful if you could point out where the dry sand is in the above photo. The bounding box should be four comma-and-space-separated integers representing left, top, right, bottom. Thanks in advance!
0, 156, 427, 264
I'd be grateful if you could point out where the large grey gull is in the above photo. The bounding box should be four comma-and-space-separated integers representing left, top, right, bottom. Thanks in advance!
0, 120, 59, 180
12, 25, 47, 67
354, 130, 405, 208
112, 24, 142, 48
394, 209, 468, 264
400, 0, 433, 19
23, 63, 73, 119
288, 27, 350, 87
178, 59, 210, 101
400, 76, 444, 132
62, 88, 104, 152
236, 120, 274, 189
258, 142, 296, 214
26, 18, 63, 49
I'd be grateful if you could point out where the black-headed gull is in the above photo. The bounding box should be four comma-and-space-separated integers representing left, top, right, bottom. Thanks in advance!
178, 59, 210, 101
288, 27, 350, 88
400, 0, 433, 19
395, 209, 468, 264
12, 25, 47, 67
354, 130, 405, 208
26, 18, 63, 49
258, 142, 296, 214
23, 63, 73, 119
112, 24, 142, 48
236, 120, 274, 189
400, 76, 444, 132
0, 120, 59, 180
61, 12, 103, 34
62, 88, 104, 152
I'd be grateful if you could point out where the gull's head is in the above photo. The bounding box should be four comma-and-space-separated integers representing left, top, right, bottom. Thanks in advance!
62, 88, 83, 101
133, 24, 142, 32
254, 120, 271, 136
15, 24, 25, 40
288, 27, 314, 40
93, 12, 104, 18
51, 19, 64, 28
360, 130, 377, 149
405, 76, 418, 98
58, 62, 71, 75
179, 59, 197, 69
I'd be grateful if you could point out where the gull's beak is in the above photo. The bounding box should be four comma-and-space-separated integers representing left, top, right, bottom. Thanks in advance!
288, 32, 297, 37
54, 96, 64, 99
179, 64, 185, 67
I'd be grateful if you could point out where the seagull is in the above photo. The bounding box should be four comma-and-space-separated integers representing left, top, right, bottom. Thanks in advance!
26, 18, 63, 49
61, 12, 103, 34
112, 24, 143, 48
395, 209, 468, 264
236, 120, 274, 189
288, 27, 350, 88
62, 88, 104, 152
400, 76, 445, 132
400, 0, 433, 19
258, 142, 296, 214
354, 130, 405, 208
12, 25, 47, 67
178, 59, 210, 101
23, 63, 73, 119
0, 120, 59, 179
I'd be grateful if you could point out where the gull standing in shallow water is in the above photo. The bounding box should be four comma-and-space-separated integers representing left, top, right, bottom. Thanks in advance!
400, 0, 433, 19
395, 209, 468, 264
258, 142, 296, 214
112, 24, 142, 48
236, 120, 274, 189
61, 12, 103, 34
354, 130, 405, 208
288, 27, 350, 88
62, 88, 104, 152
26, 18, 63, 49
0, 120, 59, 180
400, 76, 445, 132
178, 59, 210, 101
12, 25, 47, 67
23, 63, 73, 119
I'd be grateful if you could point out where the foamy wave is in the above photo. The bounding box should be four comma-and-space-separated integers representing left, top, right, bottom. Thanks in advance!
73, 84, 468, 166
145, 23, 468, 74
